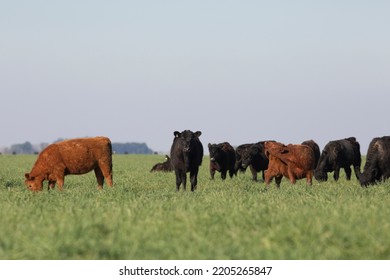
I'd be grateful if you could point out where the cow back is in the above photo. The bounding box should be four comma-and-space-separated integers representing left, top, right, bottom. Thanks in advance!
265, 142, 315, 171
57, 137, 112, 174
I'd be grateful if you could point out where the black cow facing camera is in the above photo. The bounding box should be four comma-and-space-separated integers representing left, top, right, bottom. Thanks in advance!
241, 141, 271, 181
208, 142, 236, 180
170, 130, 204, 191
234, 144, 253, 174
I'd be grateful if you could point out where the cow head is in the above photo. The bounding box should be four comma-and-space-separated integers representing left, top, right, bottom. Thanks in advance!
359, 138, 382, 187
24, 173, 44, 191
264, 141, 288, 157
208, 143, 223, 170
174, 130, 202, 154
241, 145, 259, 168
359, 146, 380, 187
314, 141, 341, 181
359, 169, 378, 187
314, 167, 328, 181
234, 144, 251, 172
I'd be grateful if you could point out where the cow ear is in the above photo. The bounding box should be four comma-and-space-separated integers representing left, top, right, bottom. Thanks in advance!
195, 131, 202, 137
174, 131, 181, 137
208, 143, 211, 148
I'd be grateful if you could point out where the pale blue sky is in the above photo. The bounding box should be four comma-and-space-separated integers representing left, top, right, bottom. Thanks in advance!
1, 1, 389, 153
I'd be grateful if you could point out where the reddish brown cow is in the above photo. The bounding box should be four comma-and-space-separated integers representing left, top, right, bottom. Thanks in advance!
25, 137, 113, 191
264, 141, 315, 188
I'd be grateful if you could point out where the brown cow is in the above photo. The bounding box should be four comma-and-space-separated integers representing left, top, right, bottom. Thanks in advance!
264, 141, 315, 188
25, 137, 113, 191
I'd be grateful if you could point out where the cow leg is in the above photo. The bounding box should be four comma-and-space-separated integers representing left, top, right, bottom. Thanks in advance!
229, 168, 235, 178
94, 167, 105, 189
306, 171, 313, 186
48, 181, 56, 190
210, 168, 215, 180
175, 170, 183, 191
221, 170, 227, 180
99, 163, 113, 187
344, 166, 352, 180
57, 177, 65, 191
275, 175, 283, 188
264, 170, 272, 188
287, 168, 296, 184
250, 165, 258, 181
190, 169, 198, 192
265, 170, 280, 188
333, 167, 340, 181
105, 172, 113, 187
353, 165, 361, 180
181, 171, 187, 191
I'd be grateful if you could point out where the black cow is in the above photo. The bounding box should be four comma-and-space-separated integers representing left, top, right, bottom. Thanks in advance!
170, 130, 204, 191
234, 143, 253, 174
301, 140, 321, 169
150, 155, 173, 172
241, 141, 270, 181
359, 136, 390, 187
314, 137, 361, 181
208, 142, 236, 180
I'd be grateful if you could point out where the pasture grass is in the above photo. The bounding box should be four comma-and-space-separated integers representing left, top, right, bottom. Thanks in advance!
0, 154, 390, 260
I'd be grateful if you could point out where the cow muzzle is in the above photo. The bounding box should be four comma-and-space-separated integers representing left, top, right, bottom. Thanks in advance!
314, 170, 328, 182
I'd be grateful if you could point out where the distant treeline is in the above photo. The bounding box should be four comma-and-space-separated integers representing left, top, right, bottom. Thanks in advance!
0, 140, 154, 155
111, 142, 154, 155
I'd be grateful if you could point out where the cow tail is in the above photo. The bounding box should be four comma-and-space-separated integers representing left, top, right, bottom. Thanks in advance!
108, 140, 113, 156
107, 139, 113, 171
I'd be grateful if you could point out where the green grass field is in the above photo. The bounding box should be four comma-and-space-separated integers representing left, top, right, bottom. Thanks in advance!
0, 154, 389, 260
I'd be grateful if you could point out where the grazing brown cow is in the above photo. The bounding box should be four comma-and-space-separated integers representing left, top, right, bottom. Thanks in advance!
264, 141, 315, 188
25, 137, 113, 191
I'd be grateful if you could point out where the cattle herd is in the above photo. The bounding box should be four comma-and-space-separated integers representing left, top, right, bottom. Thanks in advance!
24, 132, 390, 192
